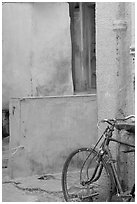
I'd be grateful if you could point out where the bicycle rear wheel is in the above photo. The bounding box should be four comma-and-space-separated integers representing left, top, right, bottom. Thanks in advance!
62, 147, 114, 202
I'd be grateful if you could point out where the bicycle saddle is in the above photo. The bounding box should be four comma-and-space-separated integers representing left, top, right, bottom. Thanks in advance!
115, 123, 135, 133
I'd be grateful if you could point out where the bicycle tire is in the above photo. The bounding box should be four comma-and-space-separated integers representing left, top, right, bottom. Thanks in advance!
62, 147, 114, 202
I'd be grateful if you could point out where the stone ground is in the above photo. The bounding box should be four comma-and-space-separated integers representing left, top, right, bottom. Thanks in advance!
2, 136, 64, 202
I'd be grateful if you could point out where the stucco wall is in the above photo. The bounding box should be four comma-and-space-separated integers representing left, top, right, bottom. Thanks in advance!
2, 2, 73, 109
96, 2, 118, 120
7, 2, 134, 188
8, 95, 97, 178
96, 2, 135, 190
96, 3, 119, 163
96, 2, 134, 120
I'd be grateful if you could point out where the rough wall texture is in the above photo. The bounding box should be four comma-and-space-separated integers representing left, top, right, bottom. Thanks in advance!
6, 2, 134, 189
2, 2, 73, 109
8, 95, 97, 178
96, 2, 135, 190
96, 2, 134, 119
96, 2, 118, 120
114, 3, 135, 118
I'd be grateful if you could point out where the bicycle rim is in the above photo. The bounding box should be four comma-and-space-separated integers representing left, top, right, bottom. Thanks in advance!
62, 147, 113, 202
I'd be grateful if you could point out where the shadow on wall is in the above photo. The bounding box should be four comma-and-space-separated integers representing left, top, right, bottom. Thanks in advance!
36, 57, 73, 96
2, 2, 73, 107
29, 2, 73, 97
2, 110, 9, 138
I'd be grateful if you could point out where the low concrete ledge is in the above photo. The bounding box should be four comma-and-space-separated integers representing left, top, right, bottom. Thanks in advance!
11, 93, 96, 100
9, 94, 97, 178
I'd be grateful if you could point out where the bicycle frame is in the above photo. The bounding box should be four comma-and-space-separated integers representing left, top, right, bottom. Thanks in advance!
105, 135, 135, 197
62, 115, 135, 202
82, 123, 135, 200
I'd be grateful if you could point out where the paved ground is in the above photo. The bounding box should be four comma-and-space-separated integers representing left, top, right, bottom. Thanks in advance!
2, 136, 64, 202
2, 136, 125, 202
2, 169, 64, 202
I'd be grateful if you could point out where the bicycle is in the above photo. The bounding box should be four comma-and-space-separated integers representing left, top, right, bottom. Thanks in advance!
62, 115, 135, 202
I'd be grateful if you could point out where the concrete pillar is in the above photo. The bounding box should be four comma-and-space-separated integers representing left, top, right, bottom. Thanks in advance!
112, 2, 135, 190
96, 2, 135, 190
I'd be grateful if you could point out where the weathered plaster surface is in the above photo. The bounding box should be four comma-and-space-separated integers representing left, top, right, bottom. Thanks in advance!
7, 2, 134, 188
2, 3, 73, 109
96, 2, 134, 119
96, 2, 135, 190
96, 2, 118, 121
9, 95, 97, 178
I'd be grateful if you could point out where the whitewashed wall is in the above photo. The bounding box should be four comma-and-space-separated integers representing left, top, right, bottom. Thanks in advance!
2, 2, 73, 109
